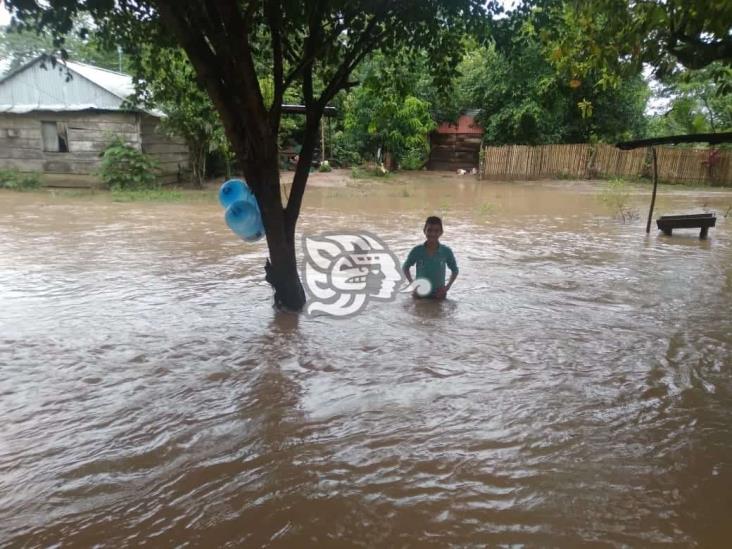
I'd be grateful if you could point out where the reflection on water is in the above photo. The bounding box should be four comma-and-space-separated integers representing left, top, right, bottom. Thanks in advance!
1, 177, 731, 546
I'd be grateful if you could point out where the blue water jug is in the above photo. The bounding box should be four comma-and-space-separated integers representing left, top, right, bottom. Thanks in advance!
219, 179, 255, 208
225, 199, 265, 242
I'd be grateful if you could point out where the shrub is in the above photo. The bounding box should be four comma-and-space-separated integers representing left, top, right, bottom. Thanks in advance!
399, 147, 426, 170
0, 169, 42, 190
318, 160, 332, 172
331, 130, 362, 167
351, 166, 368, 179
599, 178, 639, 223
350, 164, 389, 179
99, 137, 159, 190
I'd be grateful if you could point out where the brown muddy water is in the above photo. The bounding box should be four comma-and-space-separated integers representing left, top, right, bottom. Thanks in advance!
1, 175, 731, 547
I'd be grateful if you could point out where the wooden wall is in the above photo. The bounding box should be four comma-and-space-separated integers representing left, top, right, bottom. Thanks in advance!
0, 111, 189, 183
429, 133, 482, 171
140, 114, 190, 183
0, 111, 140, 175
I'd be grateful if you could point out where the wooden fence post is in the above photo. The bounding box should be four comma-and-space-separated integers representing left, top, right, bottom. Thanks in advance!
646, 147, 658, 234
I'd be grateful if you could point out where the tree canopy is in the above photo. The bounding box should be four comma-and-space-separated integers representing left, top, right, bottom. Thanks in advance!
535, 0, 732, 82
647, 62, 732, 137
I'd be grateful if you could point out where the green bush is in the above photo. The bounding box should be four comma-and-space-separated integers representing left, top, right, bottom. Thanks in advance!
351, 164, 389, 179
99, 137, 159, 190
331, 130, 362, 167
399, 147, 427, 170
351, 166, 367, 179
0, 169, 42, 190
318, 160, 332, 172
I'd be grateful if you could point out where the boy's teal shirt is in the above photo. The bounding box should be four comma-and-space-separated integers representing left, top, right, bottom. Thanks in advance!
402, 243, 459, 295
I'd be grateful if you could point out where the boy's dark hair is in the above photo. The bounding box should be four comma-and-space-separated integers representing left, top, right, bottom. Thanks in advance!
424, 216, 443, 230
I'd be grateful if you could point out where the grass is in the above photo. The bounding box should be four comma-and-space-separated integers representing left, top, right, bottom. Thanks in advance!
0, 169, 42, 191
351, 165, 391, 180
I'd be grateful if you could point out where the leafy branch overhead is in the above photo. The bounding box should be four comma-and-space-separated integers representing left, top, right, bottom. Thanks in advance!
528, 0, 732, 118
537, 0, 731, 81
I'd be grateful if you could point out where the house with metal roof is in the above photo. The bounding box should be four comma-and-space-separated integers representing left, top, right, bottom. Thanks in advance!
0, 56, 189, 184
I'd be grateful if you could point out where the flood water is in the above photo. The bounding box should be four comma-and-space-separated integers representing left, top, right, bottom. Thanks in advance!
1, 175, 731, 546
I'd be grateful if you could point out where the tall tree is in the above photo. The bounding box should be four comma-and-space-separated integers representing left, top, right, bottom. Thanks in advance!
455, 34, 649, 144
648, 63, 732, 137
532, 0, 732, 89
130, 45, 232, 186
7, 0, 497, 311
337, 53, 438, 168
507, 0, 730, 133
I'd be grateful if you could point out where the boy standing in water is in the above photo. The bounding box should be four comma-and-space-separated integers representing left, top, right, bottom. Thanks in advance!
402, 216, 459, 299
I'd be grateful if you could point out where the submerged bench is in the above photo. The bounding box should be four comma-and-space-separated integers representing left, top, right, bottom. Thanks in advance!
656, 213, 716, 239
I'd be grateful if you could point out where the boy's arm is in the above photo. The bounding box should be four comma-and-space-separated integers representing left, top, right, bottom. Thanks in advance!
445, 270, 458, 291
402, 248, 416, 283
445, 248, 459, 291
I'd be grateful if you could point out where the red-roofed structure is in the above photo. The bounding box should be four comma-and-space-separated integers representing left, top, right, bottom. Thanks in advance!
429, 110, 483, 171
435, 114, 484, 135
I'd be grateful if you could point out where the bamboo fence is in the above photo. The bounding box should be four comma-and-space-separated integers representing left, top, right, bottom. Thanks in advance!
591, 143, 647, 179
481, 144, 591, 179
480, 143, 732, 185
655, 147, 732, 184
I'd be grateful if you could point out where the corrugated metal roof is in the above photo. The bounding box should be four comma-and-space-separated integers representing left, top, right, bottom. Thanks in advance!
64, 60, 136, 100
0, 56, 158, 115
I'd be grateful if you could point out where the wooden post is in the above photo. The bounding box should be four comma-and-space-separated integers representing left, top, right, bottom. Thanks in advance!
646, 146, 659, 234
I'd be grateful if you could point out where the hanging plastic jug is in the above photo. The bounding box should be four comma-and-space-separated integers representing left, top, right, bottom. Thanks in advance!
219, 178, 255, 208
225, 199, 265, 242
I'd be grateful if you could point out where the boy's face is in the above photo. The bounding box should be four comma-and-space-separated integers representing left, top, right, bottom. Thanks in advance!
423, 223, 443, 242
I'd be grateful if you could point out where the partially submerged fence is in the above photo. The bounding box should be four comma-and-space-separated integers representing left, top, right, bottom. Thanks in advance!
480, 143, 732, 185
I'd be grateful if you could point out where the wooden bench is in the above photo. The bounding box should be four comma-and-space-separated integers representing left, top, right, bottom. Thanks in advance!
656, 213, 716, 239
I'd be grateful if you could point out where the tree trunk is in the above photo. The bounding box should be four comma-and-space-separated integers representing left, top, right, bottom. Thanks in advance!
243, 146, 306, 311
249, 116, 319, 312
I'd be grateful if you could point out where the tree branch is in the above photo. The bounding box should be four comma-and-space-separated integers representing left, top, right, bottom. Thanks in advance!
266, 0, 284, 125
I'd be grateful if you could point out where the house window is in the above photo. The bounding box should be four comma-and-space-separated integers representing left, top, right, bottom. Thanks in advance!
41, 121, 69, 153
